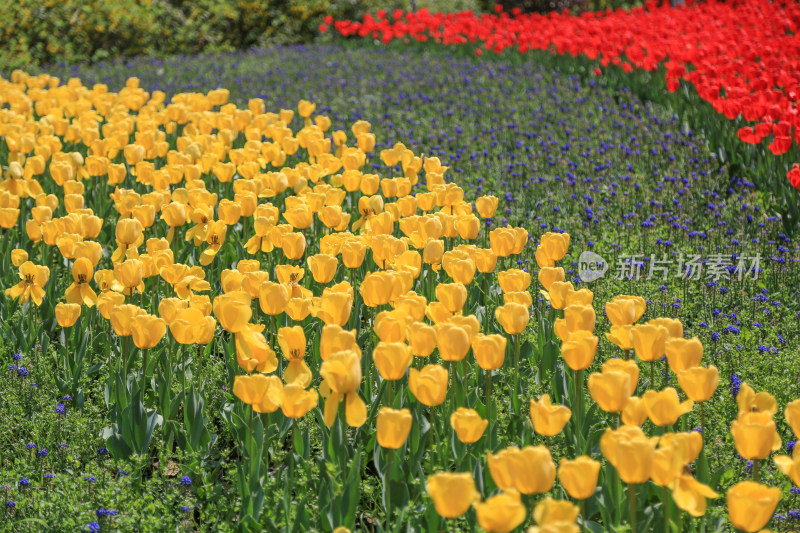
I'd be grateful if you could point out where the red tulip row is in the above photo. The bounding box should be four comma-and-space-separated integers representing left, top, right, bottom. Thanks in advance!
324, 1, 800, 189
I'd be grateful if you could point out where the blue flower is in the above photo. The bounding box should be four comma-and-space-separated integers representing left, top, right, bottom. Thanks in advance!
18, 478, 29, 488
180, 476, 192, 487
97, 447, 108, 456
83, 522, 100, 533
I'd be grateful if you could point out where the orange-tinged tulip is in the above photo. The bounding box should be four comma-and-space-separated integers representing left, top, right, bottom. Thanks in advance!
360, 272, 393, 307
409, 364, 448, 406
670, 474, 718, 518
538, 267, 564, 291
490, 227, 516, 258
488, 446, 556, 495
677, 366, 719, 402
495, 302, 529, 335
450, 408, 488, 444
774, 453, 800, 487
530, 395, 572, 436
606, 325, 634, 351
319, 349, 366, 427
55, 302, 81, 328
558, 456, 600, 500
731, 411, 782, 460
631, 324, 667, 362
475, 490, 526, 533
376, 407, 412, 449
407, 322, 437, 357
473, 248, 497, 273
726, 481, 781, 532
435, 283, 467, 314
736, 382, 778, 416
665, 337, 703, 374
546, 281, 574, 310
561, 330, 598, 370
280, 383, 318, 419
648, 317, 683, 339
426, 472, 480, 519
475, 195, 498, 218
170, 307, 216, 345
472, 333, 507, 370
374, 310, 409, 342
554, 304, 595, 341
642, 387, 693, 426
233, 374, 283, 414
498, 269, 531, 293
588, 370, 631, 413
540, 232, 570, 262
622, 396, 649, 426
373, 342, 412, 381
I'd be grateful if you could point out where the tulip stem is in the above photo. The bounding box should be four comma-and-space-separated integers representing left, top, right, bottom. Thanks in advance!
649, 361, 655, 389
485, 369, 492, 407
662, 485, 670, 533
385, 449, 393, 525
628, 483, 637, 532
699, 402, 706, 442
141, 348, 148, 397
579, 499, 587, 532
574, 368, 583, 453
387, 380, 394, 407
752, 459, 761, 482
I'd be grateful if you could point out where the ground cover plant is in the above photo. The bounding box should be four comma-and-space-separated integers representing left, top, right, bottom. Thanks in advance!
327, 0, 800, 225
0, 39, 799, 533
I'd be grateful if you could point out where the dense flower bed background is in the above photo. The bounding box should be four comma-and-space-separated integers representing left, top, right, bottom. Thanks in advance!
1, 43, 798, 531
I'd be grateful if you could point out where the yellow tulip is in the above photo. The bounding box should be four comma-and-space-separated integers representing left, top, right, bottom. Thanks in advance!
546, 281, 574, 310
360, 272, 394, 307
426, 472, 480, 519
786, 400, 800, 438
475, 490, 526, 533
472, 333, 507, 370
278, 326, 311, 387
280, 383, 318, 419
373, 342, 412, 381
233, 374, 283, 413
281, 232, 306, 261
408, 364, 448, 406
376, 407, 412, 449
642, 387, 694, 426
774, 453, 800, 487
307, 253, 338, 284
558, 456, 600, 500
726, 481, 781, 532
114, 259, 144, 295
11, 249, 28, 267
530, 395, 572, 436
5, 261, 50, 306
213, 292, 252, 333
434, 323, 470, 362
55, 302, 81, 328
472, 248, 497, 273
435, 283, 467, 314
648, 317, 683, 339
97, 291, 125, 320
677, 366, 719, 402
311, 289, 353, 326
650, 443, 686, 487
532, 497, 580, 529
62, 257, 95, 307
490, 227, 516, 257
561, 330, 598, 370
540, 232, 570, 262
606, 324, 634, 351
131, 313, 167, 349
488, 446, 556, 495
319, 349, 366, 427
319, 325, 359, 361
498, 269, 531, 293
110, 304, 145, 337
605, 295, 646, 326
665, 337, 704, 374
600, 425, 657, 484
588, 370, 631, 413
170, 307, 216, 345
374, 310, 409, 342
630, 324, 667, 362
406, 322, 438, 357
670, 474, 718, 518
495, 302, 529, 335
258, 282, 290, 316
450, 408, 488, 444
731, 411, 781, 460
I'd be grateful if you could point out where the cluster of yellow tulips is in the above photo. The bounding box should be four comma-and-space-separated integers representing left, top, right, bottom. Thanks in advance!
0, 70, 797, 531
